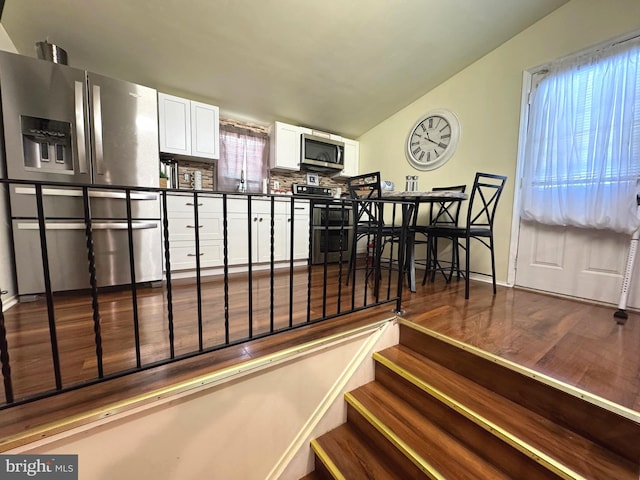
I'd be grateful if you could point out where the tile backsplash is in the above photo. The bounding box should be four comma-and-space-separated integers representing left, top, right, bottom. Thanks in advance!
269, 170, 348, 196
176, 160, 216, 190
169, 158, 346, 196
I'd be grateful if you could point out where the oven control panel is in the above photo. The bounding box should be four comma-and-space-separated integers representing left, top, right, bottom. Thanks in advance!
292, 183, 333, 198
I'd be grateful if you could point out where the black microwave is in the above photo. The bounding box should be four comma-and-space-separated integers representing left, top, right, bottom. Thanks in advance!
300, 133, 344, 172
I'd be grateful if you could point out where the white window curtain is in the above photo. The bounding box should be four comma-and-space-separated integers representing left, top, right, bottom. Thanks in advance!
520, 37, 640, 234
218, 124, 269, 193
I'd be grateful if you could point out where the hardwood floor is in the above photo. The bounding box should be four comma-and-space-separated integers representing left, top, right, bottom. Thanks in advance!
1, 264, 639, 448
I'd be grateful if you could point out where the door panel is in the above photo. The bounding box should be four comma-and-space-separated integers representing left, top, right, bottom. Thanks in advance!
515, 220, 635, 306
87, 72, 159, 188
13, 219, 162, 296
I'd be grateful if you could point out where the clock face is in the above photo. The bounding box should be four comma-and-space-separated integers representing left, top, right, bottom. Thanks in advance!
406, 109, 460, 171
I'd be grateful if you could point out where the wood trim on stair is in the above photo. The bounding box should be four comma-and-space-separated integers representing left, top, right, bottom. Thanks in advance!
396, 317, 640, 423
309, 439, 346, 480
397, 318, 640, 464
344, 391, 445, 480
371, 351, 578, 480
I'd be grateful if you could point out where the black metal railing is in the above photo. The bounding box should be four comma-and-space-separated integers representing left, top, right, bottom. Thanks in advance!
0, 178, 411, 409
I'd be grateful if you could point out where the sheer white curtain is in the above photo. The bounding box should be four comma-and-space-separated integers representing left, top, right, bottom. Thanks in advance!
218, 124, 269, 193
520, 38, 640, 234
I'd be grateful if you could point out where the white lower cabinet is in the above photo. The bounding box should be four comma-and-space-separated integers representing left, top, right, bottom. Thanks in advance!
227, 198, 288, 264
164, 194, 224, 271
165, 194, 310, 274
287, 202, 310, 260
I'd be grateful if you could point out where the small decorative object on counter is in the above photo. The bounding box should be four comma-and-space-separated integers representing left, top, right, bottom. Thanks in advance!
238, 169, 246, 192
191, 170, 202, 190
159, 171, 168, 188
405, 175, 418, 191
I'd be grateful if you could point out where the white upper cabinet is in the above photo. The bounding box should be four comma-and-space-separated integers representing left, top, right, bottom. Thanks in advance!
159, 93, 219, 159
269, 121, 302, 171
335, 137, 359, 178
159, 94, 191, 155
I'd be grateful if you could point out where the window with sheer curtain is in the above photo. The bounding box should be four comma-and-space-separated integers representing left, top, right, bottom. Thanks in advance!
520, 36, 640, 234
217, 123, 269, 193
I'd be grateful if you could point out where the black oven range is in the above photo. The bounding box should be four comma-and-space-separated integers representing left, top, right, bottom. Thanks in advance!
292, 184, 353, 264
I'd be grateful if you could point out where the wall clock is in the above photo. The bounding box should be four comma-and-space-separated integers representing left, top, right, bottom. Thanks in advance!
406, 109, 460, 171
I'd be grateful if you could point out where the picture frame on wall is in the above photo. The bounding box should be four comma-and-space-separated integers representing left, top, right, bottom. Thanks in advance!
306, 173, 319, 186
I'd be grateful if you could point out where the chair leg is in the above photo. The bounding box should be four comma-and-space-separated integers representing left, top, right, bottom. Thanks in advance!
489, 235, 497, 295
464, 236, 470, 299
430, 237, 439, 283
447, 237, 456, 283
422, 235, 432, 285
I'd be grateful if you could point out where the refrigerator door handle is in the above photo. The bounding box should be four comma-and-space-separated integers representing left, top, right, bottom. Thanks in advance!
92, 84, 105, 175
14, 186, 158, 201
17, 221, 158, 231
75, 80, 89, 174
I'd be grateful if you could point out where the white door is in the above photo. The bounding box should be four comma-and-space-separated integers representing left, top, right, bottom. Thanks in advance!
515, 220, 639, 306
513, 48, 640, 308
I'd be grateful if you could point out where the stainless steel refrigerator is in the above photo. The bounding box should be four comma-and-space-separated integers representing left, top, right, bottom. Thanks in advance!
0, 50, 162, 298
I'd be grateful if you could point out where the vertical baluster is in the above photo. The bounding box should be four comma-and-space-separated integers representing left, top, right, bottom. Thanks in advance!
192, 192, 203, 351
269, 196, 275, 332
395, 201, 410, 314
336, 201, 346, 314
322, 202, 329, 318
222, 194, 230, 344
288, 198, 295, 328
0, 288, 13, 404
247, 197, 254, 338
161, 190, 175, 359
306, 202, 313, 323
34, 183, 62, 390
81, 186, 103, 378
125, 190, 141, 368
350, 197, 358, 312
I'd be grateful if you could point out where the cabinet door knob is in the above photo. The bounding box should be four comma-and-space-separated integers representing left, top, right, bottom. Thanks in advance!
253, 217, 258, 221
258, 217, 263, 222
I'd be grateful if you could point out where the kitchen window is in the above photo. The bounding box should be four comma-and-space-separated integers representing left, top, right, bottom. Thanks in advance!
520, 35, 640, 234
218, 122, 269, 193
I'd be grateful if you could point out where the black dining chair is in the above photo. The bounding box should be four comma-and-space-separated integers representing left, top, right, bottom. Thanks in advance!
426, 172, 507, 299
346, 172, 403, 288
413, 184, 467, 285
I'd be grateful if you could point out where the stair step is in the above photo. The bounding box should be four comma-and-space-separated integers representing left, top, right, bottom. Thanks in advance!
398, 320, 640, 463
311, 423, 412, 479
375, 343, 638, 480
347, 383, 517, 479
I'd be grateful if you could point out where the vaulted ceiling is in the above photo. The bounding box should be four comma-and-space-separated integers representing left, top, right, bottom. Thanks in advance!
1, 0, 568, 138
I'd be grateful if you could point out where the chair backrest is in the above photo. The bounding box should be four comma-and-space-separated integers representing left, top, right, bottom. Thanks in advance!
430, 185, 467, 226
465, 172, 507, 230
347, 172, 383, 226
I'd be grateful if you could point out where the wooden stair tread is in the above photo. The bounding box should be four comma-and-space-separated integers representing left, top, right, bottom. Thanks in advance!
349, 382, 513, 479
298, 472, 323, 480
377, 344, 638, 480
312, 423, 404, 479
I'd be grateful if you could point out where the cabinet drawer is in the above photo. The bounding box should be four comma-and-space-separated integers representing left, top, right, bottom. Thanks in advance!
165, 194, 221, 213
168, 241, 223, 270
166, 215, 222, 241
225, 197, 290, 215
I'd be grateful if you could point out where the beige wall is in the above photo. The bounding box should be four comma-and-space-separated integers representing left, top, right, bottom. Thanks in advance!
358, 0, 640, 284
0, 24, 17, 308
15, 322, 398, 480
